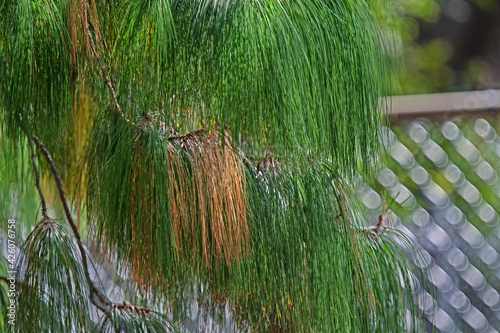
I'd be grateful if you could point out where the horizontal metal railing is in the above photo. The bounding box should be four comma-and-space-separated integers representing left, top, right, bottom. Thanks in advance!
387, 89, 500, 122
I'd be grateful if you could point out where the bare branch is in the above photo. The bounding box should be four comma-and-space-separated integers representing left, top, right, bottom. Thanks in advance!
29, 138, 48, 219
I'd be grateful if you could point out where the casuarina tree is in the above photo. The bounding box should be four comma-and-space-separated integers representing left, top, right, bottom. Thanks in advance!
0, 0, 426, 331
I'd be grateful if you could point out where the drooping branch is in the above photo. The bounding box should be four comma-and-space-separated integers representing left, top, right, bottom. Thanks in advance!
29, 138, 47, 219
31, 136, 107, 308
86, 29, 126, 123
31, 135, 155, 317
83, 1, 130, 125
32, 137, 83, 247
81, 2, 210, 142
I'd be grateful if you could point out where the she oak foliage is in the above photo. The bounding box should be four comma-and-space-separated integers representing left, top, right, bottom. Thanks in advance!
0, 0, 427, 332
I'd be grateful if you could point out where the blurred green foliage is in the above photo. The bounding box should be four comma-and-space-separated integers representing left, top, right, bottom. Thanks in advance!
0, 137, 39, 239
372, 0, 499, 94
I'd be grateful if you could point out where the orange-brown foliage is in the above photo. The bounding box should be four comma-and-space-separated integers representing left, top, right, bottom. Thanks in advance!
128, 128, 249, 289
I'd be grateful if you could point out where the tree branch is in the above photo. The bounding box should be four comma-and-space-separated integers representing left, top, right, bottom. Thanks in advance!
87, 29, 126, 122
29, 138, 48, 219
167, 128, 206, 142
32, 136, 110, 310
31, 136, 154, 316
83, 1, 131, 125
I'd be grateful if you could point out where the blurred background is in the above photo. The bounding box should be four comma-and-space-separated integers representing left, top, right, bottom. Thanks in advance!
375, 0, 500, 94
359, 0, 500, 331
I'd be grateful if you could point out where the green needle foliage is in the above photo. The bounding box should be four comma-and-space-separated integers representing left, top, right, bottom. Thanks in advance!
1, 0, 73, 148
103, 0, 387, 175
85, 119, 425, 331
2, 0, 387, 176
0, 0, 427, 332
15, 218, 92, 332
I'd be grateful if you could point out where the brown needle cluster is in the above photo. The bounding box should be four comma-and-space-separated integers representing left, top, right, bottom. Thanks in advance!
128, 128, 249, 288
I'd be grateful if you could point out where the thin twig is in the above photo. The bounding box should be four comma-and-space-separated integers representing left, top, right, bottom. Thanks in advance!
167, 128, 205, 141
364, 215, 385, 238
83, 1, 130, 125
29, 138, 48, 219
371, 215, 385, 234
87, 28, 125, 122
381, 193, 393, 228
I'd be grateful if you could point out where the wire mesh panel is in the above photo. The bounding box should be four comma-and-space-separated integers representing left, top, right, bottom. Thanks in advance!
358, 117, 500, 332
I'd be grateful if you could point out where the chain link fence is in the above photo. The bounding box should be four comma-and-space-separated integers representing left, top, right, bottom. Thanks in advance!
359, 91, 500, 332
